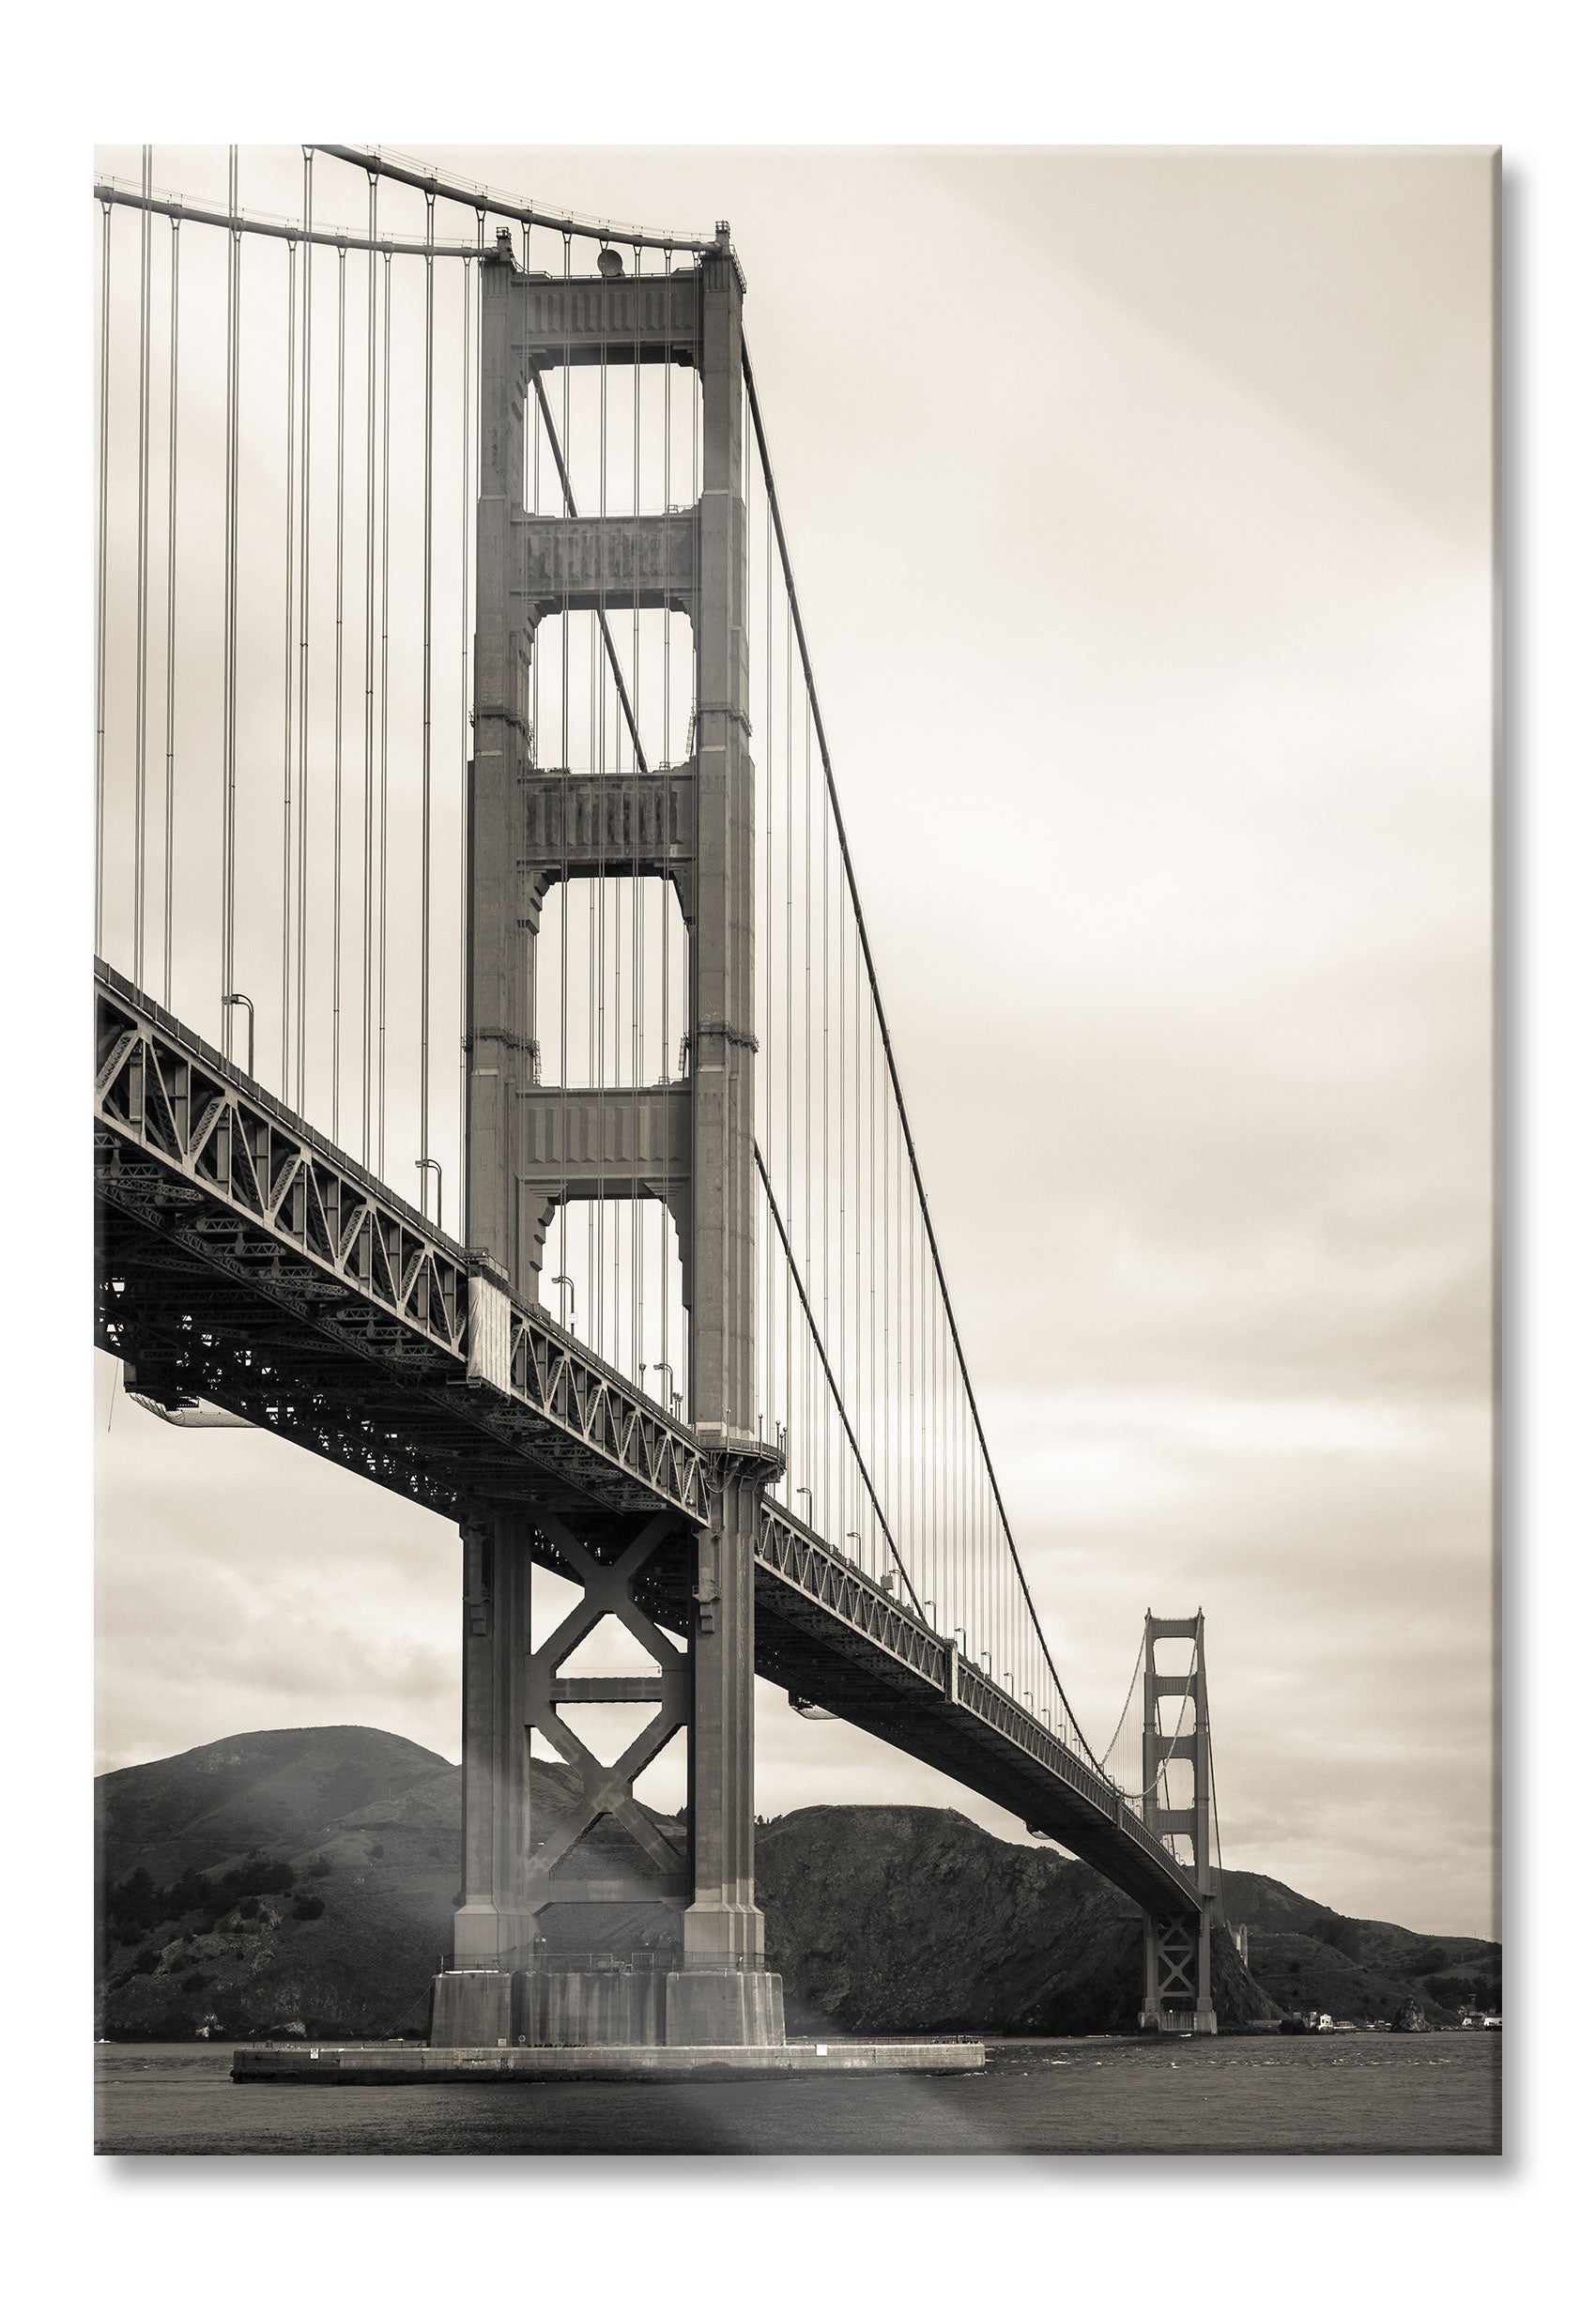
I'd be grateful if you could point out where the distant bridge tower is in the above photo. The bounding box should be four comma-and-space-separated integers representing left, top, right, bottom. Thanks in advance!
443, 223, 783, 2048
1139, 1612, 1219, 2035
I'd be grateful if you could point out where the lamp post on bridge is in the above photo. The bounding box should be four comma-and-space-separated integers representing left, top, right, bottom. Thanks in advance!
414, 1157, 443, 1227
223, 990, 253, 1077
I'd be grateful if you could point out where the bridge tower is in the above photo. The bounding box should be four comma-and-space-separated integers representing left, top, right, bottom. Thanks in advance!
1139, 1612, 1219, 2035
438, 225, 783, 2049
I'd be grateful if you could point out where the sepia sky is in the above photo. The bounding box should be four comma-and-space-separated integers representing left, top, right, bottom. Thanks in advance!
94, 146, 1496, 1938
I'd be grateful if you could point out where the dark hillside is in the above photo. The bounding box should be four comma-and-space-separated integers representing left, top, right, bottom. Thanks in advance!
1220, 1870, 1501, 2022
93, 1727, 1497, 2041
96, 1725, 452, 1889
760, 1803, 1270, 2034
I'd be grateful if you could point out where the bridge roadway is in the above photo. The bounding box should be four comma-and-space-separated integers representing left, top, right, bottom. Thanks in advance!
93, 959, 1198, 1921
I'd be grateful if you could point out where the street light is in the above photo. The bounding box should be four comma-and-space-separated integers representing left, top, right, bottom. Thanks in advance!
415, 1158, 443, 1226
223, 991, 254, 1077
651, 1362, 681, 1415
551, 1274, 576, 1333
794, 1484, 812, 1523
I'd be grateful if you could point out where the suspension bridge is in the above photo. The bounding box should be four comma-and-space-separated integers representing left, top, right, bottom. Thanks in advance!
93, 145, 1231, 2052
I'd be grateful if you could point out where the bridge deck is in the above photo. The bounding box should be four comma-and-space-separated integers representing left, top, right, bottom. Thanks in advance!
93, 961, 1198, 1921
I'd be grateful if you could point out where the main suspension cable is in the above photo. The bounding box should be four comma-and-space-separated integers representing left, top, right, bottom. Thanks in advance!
312, 143, 717, 256
742, 342, 1096, 1756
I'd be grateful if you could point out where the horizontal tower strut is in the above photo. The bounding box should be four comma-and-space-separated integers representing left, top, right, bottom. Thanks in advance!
521, 770, 697, 925
517, 1084, 694, 1303
512, 272, 700, 365
519, 1082, 692, 1196
515, 509, 699, 623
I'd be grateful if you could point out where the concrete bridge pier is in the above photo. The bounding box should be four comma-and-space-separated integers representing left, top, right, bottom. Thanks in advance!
431, 1511, 538, 2048
453, 1511, 537, 1974
668, 1444, 785, 2047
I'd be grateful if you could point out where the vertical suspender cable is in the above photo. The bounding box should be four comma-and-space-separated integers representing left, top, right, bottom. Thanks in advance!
821, 701, 831, 1532
223, 148, 241, 1056
281, 233, 297, 1092
295, 150, 315, 1111
777, 491, 791, 1494
361, 172, 377, 1163
595, 259, 607, 1356
631, 246, 644, 1376
853, 899, 862, 1538
685, 275, 698, 1396
867, 974, 876, 1551
133, 146, 153, 985
763, 422, 774, 1449
459, 226, 479, 1237
377, 246, 392, 1175
558, 232, 571, 1319
420, 192, 435, 1188
162, 214, 180, 1009
800, 616, 812, 1503
661, 249, 673, 1391
332, 247, 347, 1139
96, 197, 111, 955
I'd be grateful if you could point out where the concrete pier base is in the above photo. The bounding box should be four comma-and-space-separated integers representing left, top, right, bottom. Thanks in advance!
233, 2039, 983, 2084
666, 1967, 784, 2047
430, 1961, 786, 2049
514, 1965, 671, 2048
429, 1970, 514, 2048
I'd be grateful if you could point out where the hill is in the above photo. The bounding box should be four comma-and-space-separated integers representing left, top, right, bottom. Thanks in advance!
1217, 1869, 1500, 2025
94, 1726, 1497, 2042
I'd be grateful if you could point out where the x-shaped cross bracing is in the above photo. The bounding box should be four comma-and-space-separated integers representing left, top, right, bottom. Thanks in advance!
526, 1513, 691, 1911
